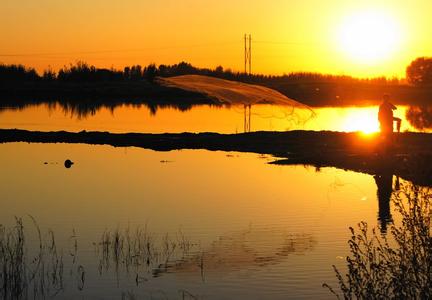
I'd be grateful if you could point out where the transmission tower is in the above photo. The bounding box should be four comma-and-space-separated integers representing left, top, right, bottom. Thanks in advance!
243, 34, 252, 132
244, 104, 251, 133
244, 34, 252, 75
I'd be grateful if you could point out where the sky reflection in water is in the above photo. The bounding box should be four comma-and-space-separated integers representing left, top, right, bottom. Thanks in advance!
0, 142, 399, 299
0, 102, 429, 134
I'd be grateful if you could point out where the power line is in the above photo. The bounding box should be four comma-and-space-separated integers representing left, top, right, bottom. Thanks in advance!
0, 39, 323, 59
253, 40, 318, 45
0, 41, 239, 58
0, 37, 329, 73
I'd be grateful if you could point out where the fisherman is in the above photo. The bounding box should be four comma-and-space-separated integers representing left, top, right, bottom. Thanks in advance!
378, 94, 401, 136
378, 94, 401, 154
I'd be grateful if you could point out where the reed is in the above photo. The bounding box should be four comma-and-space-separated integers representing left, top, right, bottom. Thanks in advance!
95, 225, 197, 281
0, 217, 67, 299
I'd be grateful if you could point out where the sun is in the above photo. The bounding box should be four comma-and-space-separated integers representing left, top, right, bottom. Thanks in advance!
338, 10, 401, 63
342, 109, 380, 134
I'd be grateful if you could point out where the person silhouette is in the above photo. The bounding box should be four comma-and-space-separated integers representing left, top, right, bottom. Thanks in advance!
378, 94, 401, 148
373, 157, 401, 234
374, 172, 394, 233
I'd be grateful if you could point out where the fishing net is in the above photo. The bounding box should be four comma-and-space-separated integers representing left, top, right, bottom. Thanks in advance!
159, 75, 315, 130
159, 75, 309, 107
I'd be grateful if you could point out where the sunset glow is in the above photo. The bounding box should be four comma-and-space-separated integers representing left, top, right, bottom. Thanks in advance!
338, 10, 402, 64
0, 1, 429, 77
342, 110, 380, 133
1, 1, 431, 298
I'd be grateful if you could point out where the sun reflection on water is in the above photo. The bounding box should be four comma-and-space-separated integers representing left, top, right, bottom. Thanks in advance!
341, 110, 380, 134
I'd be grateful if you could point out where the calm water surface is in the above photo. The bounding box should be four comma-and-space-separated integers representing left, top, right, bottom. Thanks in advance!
0, 102, 414, 298
0, 103, 425, 133
0, 142, 397, 299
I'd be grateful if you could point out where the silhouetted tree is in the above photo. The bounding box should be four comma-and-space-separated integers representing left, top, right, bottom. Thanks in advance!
129, 65, 142, 81
57, 61, 94, 82
0, 60, 407, 93
0, 64, 39, 82
215, 65, 224, 74
406, 106, 432, 130
406, 57, 432, 86
56, 62, 123, 82
143, 64, 158, 83
42, 69, 56, 81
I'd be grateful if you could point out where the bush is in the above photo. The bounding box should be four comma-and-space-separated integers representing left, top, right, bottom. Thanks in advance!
324, 183, 431, 299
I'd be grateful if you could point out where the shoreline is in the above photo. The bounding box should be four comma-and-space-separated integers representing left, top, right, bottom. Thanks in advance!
1, 129, 431, 186
1, 80, 432, 107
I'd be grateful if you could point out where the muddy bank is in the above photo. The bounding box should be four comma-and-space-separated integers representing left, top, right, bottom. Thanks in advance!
1, 129, 431, 185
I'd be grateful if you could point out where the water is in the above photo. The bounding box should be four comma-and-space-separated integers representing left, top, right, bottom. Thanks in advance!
0, 102, 427, 133
0, 102, 420, 298
0, 142, 390, 299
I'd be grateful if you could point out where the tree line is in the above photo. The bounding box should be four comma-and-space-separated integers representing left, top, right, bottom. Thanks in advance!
1, 58, 432, 86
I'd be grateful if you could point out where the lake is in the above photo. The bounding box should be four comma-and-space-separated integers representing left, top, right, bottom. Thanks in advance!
0, 102, 418, 299
0, 102, 428, 133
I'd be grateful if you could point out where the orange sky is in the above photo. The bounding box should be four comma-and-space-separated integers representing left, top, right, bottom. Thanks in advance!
1, 0, 431, 77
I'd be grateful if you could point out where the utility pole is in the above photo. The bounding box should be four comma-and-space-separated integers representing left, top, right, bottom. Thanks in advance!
244, 104, 251, 133
244, 34, 252, 75
243, 34, 252, 132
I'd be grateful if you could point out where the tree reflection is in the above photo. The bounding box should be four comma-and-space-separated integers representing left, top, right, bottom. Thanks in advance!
0, 99, 219, 119
406, 105, 432, 130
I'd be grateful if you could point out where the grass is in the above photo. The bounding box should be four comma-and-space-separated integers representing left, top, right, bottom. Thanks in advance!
323, 182, 431, 299
0, 218, 200, 298
2, 196, 428, 300
95, 225, 197, 281
4, 187, 428, 299
0, 216, 66, 299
